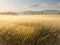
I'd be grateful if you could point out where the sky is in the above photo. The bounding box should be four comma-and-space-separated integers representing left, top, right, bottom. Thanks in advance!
0, 0, 60, 12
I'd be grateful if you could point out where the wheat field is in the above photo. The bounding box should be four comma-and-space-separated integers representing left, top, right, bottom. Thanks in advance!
0, 15, 60, 45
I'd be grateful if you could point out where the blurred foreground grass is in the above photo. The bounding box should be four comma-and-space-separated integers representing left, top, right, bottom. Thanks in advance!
0, 15, 60, 45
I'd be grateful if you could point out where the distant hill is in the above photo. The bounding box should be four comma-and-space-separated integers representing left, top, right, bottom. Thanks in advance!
0, 10, 60, 15
0, 12, 18, 15
42, 10, 60, 14
21, 10, 60, 15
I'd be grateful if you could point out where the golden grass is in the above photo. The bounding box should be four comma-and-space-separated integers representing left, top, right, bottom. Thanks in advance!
0, 15, 60, 45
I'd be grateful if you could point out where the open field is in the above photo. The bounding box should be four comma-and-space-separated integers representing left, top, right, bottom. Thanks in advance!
0, 14, 60, 45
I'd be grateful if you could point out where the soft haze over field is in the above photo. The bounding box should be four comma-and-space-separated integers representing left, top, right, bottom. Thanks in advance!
0, 15, 60, 45
0, 0, 60, 12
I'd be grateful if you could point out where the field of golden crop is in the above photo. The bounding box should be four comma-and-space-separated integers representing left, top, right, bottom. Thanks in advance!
0, 15, 60, 45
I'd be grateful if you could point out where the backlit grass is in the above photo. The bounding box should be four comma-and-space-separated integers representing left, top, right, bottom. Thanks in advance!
0, 15, 60, 45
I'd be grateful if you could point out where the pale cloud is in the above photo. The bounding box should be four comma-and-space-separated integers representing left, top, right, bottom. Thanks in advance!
0, 6, 27, 12
27, 2, 60, 11
0, 0, 60, 12
29, 4, 49, 8
50, 3, 60, 10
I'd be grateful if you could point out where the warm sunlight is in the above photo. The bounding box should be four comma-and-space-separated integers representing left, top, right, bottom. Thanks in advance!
0, 0, 60, 45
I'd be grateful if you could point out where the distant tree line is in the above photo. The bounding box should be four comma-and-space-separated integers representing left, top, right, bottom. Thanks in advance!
0, 12, 60, 15
22, 12, 60, 15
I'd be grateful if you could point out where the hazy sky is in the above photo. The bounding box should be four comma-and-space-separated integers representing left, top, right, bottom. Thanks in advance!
0, 0, 60, 12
